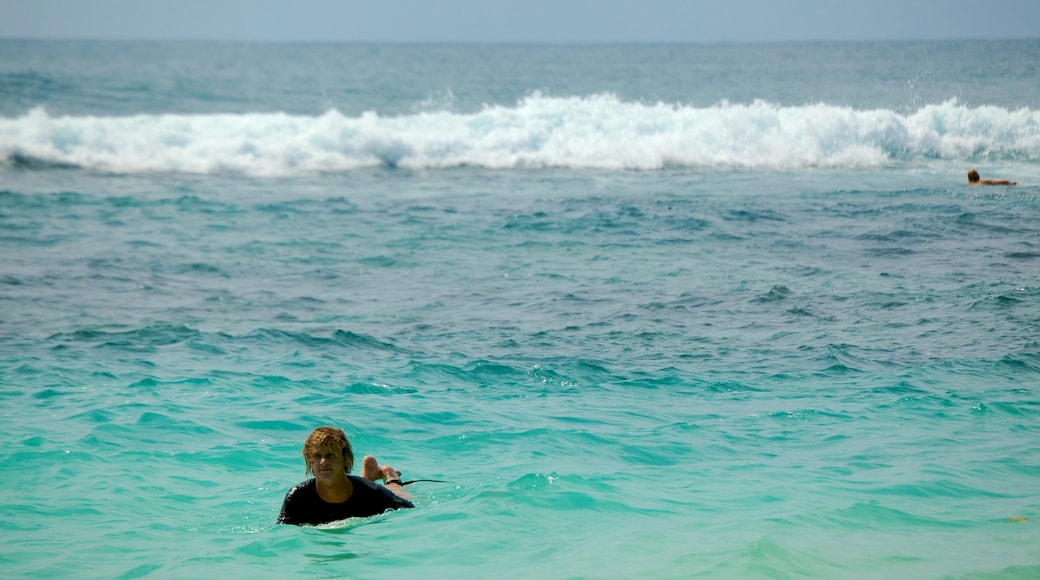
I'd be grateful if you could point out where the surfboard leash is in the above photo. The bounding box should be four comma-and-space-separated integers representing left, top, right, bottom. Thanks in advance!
401, 478, 452, 486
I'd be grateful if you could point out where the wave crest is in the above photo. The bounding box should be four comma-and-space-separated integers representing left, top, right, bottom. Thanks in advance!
2, 96, 1038, 175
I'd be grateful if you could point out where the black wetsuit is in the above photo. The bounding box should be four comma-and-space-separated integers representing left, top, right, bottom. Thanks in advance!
277, 475, 414, 526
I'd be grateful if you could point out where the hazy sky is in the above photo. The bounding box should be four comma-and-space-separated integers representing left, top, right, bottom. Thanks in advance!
2, 0, 1039, 43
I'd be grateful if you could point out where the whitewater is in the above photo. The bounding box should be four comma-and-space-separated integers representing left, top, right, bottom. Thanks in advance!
3, 96, 1040, 175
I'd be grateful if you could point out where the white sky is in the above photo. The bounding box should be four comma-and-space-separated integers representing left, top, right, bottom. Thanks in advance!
1, 0, 1039, 43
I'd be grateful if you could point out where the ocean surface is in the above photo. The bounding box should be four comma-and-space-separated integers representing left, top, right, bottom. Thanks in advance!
1, 39, 1039, 579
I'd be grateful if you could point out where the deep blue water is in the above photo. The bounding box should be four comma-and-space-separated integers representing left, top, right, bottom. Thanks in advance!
1, 40, 1039, 578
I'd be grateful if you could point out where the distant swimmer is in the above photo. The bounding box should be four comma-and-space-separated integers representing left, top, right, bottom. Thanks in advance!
968, 168, 1018, 186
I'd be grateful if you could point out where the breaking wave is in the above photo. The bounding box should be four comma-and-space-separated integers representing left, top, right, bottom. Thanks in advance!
2, 94, 1038, 176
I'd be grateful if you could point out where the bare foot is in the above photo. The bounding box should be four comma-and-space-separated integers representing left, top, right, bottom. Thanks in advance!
362, 455, 382, 481
362, 455, 402, 482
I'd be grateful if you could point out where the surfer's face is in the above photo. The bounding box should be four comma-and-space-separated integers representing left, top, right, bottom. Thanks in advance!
310, 446, 345, 480
302, 426, 354, 475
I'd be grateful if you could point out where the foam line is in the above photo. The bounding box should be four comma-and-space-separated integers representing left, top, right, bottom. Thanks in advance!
2, 95, 1037, 175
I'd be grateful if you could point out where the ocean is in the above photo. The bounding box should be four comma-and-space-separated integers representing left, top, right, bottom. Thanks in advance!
1, 39, 1039, 578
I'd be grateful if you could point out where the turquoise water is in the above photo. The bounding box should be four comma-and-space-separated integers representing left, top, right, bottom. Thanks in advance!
2, 40, 1040, 578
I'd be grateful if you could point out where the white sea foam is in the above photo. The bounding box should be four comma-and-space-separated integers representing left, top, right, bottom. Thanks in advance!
2, 95, 1038, 176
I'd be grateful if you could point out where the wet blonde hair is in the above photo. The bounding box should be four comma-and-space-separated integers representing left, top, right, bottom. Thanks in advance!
302, 426, 355, 476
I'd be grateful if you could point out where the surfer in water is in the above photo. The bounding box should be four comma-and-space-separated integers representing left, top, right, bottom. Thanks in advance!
968, 168, 1018, 186
277, 426, 414, 526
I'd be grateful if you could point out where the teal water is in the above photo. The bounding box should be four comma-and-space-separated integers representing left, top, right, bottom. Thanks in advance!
2, 40, 1040, 578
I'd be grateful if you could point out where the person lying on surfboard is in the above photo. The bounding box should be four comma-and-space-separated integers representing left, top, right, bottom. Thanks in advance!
968, 168, 1018, 186
277, 426, 414, 526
